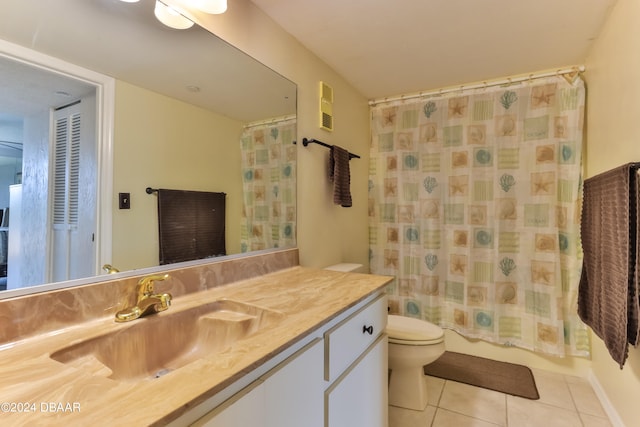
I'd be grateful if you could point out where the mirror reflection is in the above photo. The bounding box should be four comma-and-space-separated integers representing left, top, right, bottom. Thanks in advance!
0, 0, 297, 294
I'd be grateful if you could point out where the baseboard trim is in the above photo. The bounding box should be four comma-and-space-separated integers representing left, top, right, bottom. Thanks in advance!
588, 370, 624, 427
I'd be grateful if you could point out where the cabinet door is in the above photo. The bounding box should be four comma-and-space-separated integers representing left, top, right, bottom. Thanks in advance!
265, 338, 324, 427
325, 295, 387, 382
325, 335, 388, 427
192, 379, 265, 427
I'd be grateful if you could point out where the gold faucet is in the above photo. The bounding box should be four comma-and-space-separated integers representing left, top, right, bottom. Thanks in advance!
102, 264, 120, 274
115, 274, 172, 322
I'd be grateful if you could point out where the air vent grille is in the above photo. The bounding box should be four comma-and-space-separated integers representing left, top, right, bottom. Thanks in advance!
319, 81, 334, 131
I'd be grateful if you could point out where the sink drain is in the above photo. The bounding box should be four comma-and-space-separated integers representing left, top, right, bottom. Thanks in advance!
154, 368, 172, 379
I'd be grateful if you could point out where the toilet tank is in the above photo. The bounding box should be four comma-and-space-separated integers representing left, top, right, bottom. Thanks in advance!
324, 263, 367, 273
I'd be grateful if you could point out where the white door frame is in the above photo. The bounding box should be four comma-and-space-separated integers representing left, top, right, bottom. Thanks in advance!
0, 38, 114, 280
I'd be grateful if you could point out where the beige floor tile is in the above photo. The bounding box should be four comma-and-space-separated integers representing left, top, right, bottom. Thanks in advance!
580, 412, 613, 427
390, 368, 613, 427
567, 379, 607, 418
563, 374, 589, 385
432, 408, 503, 427
530, 368, 575, 410
388, 404, 436, 427
438, 381, 506, 426
507, 395, 583, 427
426, 375, 445, 406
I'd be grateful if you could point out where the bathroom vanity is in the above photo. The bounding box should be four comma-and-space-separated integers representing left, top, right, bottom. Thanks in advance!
187, 292, 388, 427
0, 249, 391, 426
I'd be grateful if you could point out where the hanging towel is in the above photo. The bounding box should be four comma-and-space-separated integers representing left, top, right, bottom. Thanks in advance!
328, 145, 353, 207
157, 189, 226, 265
578, 162, 640, 368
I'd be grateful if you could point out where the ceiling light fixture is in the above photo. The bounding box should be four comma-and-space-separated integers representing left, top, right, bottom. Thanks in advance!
119, 0, 227, 30
154, 1, 194, 29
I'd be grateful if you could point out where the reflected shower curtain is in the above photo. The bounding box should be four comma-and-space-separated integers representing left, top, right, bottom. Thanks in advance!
240, 119, 296, 252
369, 76, 589, 357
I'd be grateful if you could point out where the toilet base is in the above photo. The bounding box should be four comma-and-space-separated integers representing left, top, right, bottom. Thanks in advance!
388, 366, 428, 411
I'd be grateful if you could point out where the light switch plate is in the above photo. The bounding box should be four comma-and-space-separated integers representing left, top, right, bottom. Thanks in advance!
119, 192, 130, 209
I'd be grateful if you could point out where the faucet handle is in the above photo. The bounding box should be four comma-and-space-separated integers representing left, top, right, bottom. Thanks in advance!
137, 273, 170, 298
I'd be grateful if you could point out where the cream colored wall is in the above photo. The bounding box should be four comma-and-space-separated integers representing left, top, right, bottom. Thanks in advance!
192, 0, 371, 271
112, 80, 243, 271
583, 0, 640, 425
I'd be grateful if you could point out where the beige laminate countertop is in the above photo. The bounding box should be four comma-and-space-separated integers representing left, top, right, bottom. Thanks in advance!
0, 267, 391, 426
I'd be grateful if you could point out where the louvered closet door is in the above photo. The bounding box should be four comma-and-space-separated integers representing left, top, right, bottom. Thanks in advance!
51, 99, 96, 282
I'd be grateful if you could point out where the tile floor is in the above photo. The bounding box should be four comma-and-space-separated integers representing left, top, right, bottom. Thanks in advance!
389, 369, 613, 427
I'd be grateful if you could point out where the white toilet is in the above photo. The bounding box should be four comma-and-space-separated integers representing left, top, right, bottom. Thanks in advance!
386, 315, 445, 410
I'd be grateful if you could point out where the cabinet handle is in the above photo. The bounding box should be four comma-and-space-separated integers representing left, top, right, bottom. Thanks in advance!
363, 325, 374, 335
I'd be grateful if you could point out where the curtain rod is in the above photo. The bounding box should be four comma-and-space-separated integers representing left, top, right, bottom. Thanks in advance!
369, 65, 585, 106
244, 114, 296, 129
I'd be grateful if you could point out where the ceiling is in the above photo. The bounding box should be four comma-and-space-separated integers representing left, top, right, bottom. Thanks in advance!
0, 0, 295, 124
251, 0, 617, 99
0, 57, 96, 120
0, 0, 618, 123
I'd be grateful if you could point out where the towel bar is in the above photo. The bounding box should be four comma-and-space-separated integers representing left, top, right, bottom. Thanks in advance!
296, 138, 360, 159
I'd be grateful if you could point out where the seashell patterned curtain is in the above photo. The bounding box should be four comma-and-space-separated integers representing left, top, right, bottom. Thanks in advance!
240, 119, 297, 253
368, 76, 589, 357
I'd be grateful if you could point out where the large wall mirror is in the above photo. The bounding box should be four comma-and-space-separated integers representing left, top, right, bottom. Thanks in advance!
0, 0, 297, 297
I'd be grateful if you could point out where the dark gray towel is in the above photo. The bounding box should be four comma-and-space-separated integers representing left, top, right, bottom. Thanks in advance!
328, 145, 352, 207
157, 189, 226, 265
578, 162, 640, 368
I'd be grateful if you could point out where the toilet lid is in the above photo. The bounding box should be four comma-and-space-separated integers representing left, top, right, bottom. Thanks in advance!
386, 315, 444, 343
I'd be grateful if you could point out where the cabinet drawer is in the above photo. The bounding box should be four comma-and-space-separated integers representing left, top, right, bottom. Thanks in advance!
324, 335, 388, 427
324, 294, 387, 382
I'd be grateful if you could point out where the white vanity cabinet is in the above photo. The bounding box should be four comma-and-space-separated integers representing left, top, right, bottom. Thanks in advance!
323, 294, 388, 427
264, 338, 324, 427
325, 336, 387, 427
194, 379, 266, 427
186, 292, 387, 427
193, 339, 324, 427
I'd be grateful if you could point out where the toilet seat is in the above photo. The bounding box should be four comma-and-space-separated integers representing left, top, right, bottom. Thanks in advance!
386, 315, 444, 345
389, 336, 444, 345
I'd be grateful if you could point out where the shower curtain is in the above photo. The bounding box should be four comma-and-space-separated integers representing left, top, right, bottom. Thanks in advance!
240, 119, 297, 252
369, 76, 589, 357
